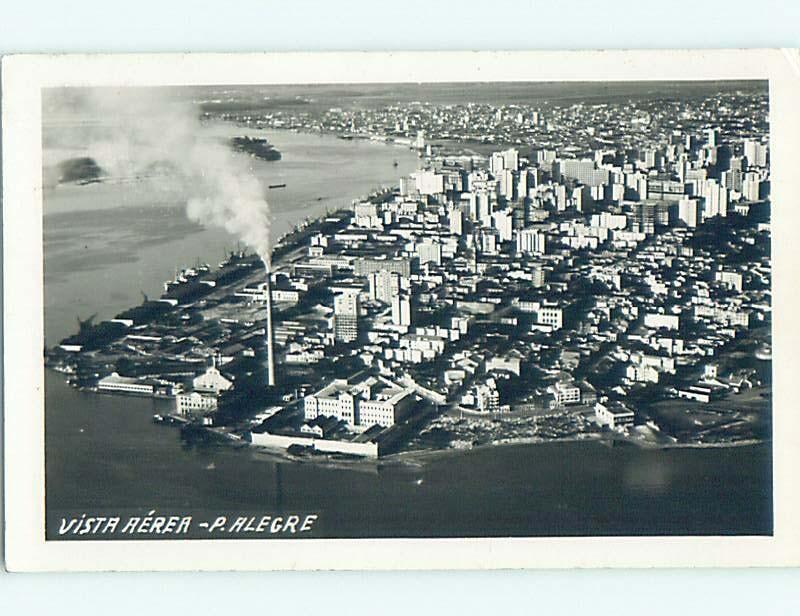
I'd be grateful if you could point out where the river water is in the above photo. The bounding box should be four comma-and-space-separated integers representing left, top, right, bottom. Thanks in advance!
43, 128, 421, 345
45, 372, 772, 538
43, 127, 772, 539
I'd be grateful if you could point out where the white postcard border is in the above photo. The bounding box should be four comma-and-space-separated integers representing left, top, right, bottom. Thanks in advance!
3, 49, 800, 571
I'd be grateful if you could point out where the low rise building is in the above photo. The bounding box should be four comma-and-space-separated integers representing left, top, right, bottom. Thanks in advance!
644, 313, 680, 330
595, 401, 635, 429
98, 372, 160, 396
552, 381, 581, 406
176, 391, 219, 415
175, 362, 233, 417
304, 374, 416, 428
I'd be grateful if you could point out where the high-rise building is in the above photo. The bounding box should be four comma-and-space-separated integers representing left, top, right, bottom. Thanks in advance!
399, 176, 416, 196
729, 156, 745, 172
496, 168, 515, 199
631, 202, 656, 235
333, 291, 359, 343
654, 203, 671, 227
647, 179, 686, 202
489, 152, 503, 175
676, 197, 700, 228
516, 167, 538, 198
480, 229, 499, 255
516, 228, 546, 255
534, 149, 557, 165
417, 240, 442, 266
591, 212, 627, 229
702, 179, 728, 218
354, 257, 411, 278
448, 205, 464, 236
391, 293, 412, 327
369, 270, 404, 304
554, 184, 567, 211
490, 148, 519, 175
474, 381, 500, 413
491, 209, 514, 242
559, 158, 609, 187
721, 169, 743, 192
572, 185, 593, 213
642, 148, 662, 169
685, 167, 708, 185
473, 190, 494, 224
744, 139, 768, 168
503, 148, 519, 172
676, 155, 689, 183
742, 172, 761, 201
413, 169, 445, 196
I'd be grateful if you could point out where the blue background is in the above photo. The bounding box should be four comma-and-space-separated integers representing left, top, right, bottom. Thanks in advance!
2, 0, 799, 613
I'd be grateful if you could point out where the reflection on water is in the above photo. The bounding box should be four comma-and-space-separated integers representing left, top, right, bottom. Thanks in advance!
623, 455, 674, 496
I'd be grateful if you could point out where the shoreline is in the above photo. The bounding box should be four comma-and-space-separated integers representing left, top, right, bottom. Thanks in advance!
379, 431, 769, 465
233, 425, 770, 468
251, 125, 424, 152
49, 356, 771, 469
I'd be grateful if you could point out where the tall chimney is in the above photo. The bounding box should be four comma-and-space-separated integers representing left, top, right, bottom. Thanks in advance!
265, 271, 276, 387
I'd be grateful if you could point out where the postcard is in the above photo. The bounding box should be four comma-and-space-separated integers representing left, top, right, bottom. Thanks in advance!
3, 49, 800, 571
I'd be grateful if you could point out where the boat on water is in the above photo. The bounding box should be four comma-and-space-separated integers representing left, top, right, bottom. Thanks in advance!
163, 263, 211, 294
153, 414, 189, 426
268, 183, 287, 189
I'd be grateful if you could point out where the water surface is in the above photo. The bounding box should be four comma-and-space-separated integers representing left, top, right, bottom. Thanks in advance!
44, 128, 420, 344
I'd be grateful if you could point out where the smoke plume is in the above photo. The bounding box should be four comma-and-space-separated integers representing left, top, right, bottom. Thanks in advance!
44, 87, 273, 268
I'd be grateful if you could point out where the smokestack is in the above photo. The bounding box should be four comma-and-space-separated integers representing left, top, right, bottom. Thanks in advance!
265, 271, 276, 387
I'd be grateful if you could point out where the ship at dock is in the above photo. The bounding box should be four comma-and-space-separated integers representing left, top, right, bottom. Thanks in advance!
52, 250, 262, 356
162, 263, 212, 296
161, 251, 261, 304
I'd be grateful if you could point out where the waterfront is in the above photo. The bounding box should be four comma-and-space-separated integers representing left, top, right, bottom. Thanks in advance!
43, 108, 773, 539
43, 127, 421, 345
45, 371, 772, 538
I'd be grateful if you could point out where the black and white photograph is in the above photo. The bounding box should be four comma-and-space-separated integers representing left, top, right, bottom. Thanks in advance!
3, 49, 800, 572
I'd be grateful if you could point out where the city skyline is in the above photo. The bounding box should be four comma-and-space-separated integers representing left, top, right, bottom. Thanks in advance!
40, 77, 772, 541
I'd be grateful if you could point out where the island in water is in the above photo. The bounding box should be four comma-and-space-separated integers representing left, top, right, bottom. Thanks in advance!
57, 157, 105, 184
229, 136, 282, 161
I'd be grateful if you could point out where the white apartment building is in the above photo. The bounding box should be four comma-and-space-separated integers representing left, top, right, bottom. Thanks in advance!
595, 402, 635, 429
553, 381, 581, 406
